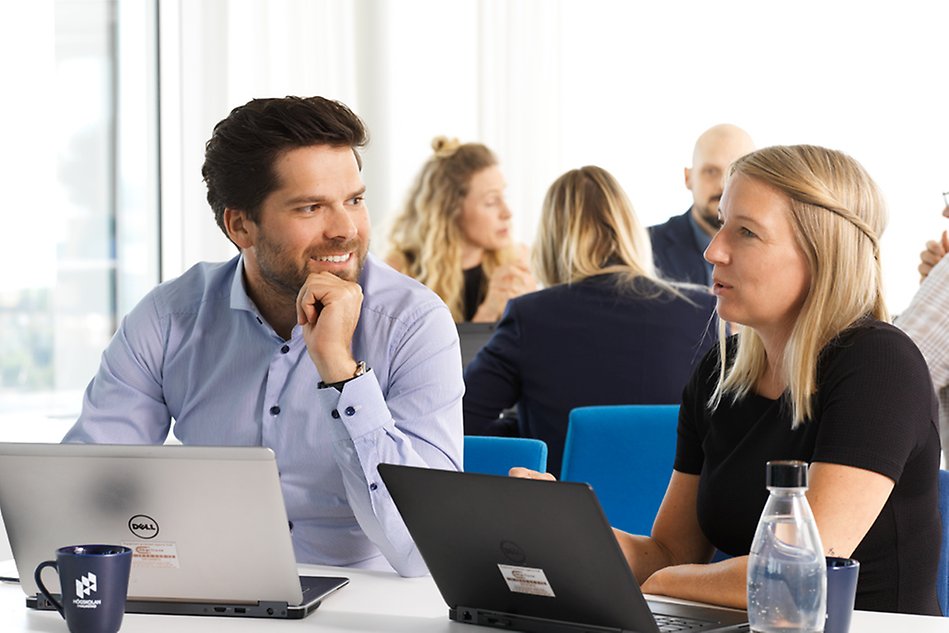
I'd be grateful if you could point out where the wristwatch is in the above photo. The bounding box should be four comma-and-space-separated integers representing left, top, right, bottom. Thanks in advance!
318, 360, 368, 392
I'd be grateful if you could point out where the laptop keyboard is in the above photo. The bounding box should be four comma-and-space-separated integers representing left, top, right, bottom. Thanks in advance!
654, 613, 709, 632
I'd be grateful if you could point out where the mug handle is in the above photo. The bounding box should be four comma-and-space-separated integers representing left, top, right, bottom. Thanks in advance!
33, 560, 65, 618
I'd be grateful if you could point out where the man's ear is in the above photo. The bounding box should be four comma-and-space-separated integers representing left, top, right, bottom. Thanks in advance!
223, 208, 255, 249
684, 166, 694, 192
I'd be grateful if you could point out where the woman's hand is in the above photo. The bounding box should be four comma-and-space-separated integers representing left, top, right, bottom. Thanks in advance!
472, 262, 537, 322
472, 245, 537, 322
508, 467, 555, 480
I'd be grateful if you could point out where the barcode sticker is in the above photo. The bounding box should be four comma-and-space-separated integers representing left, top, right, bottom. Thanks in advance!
497, 564, 555, 597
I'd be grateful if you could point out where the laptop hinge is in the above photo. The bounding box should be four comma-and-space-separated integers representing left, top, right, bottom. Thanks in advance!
450, 605, 638, 633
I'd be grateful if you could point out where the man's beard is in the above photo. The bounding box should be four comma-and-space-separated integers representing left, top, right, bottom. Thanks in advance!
256, 235, 368, 300
696, 196, 723, 230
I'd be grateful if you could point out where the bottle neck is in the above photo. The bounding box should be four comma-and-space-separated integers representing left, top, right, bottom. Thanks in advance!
766, 486, 807, 495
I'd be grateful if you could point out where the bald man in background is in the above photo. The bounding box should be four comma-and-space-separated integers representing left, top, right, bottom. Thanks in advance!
649, 124, 755, 285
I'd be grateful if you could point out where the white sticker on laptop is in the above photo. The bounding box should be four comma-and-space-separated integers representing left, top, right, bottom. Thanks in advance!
497, 564, 555, 597
122, 541, 180, 569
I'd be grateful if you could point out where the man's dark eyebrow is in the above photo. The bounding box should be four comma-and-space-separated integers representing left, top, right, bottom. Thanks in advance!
285, 195, 329, 206
285, 187, 366, 206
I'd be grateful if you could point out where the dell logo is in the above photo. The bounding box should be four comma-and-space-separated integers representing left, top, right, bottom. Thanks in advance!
499, 540, 527, 564
128, 514, 159, 539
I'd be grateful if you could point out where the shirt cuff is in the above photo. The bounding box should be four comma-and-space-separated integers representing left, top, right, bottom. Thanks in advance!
314, 369, 391, 441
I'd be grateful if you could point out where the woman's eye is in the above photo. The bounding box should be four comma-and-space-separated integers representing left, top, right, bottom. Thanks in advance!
739, 227, 757, 238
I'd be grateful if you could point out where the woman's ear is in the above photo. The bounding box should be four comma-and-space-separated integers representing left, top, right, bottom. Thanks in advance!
223, 208, 255, 249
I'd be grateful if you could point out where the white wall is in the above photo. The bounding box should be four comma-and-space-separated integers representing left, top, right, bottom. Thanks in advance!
160, 0, 949, 314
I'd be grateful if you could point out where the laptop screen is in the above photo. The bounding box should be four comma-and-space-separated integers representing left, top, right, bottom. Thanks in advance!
456, 322, 498, 369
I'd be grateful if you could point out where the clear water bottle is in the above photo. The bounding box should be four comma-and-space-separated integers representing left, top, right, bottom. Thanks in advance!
747, 460, 826, 633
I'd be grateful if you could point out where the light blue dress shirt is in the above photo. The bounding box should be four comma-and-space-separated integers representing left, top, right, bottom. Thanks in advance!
64, 253, 464, 576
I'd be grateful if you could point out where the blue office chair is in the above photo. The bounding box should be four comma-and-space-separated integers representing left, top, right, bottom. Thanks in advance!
463, 436, 548, 477
938, 469, 949, 616
560, 405, 679, 536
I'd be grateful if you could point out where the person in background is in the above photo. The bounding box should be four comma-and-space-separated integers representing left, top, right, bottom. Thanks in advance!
649, 124, 755, 285
897, 203, 949, 461
386, 137, 535, 322
63, 96, 464, 577
515, 146, 942, 615
464, 165, 716, 477
915, 203, 949, 281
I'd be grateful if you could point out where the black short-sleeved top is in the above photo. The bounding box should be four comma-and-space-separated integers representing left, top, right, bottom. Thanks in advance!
462, 265, 486, 322
675, 319, 942, 616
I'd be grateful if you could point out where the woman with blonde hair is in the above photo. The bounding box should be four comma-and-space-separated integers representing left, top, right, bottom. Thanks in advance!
464, 166, 716, 476
387, 137, 534, 322
514, 146, 942, 615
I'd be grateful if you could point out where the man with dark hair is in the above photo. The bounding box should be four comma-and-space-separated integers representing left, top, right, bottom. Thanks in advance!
64, 96, 463, 577
649, 124, 755, 285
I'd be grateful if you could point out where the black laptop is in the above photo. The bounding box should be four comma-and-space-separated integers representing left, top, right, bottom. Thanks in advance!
378, 464, 748, 633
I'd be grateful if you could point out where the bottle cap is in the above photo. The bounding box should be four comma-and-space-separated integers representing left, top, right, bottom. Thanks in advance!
765, 460, 808, 488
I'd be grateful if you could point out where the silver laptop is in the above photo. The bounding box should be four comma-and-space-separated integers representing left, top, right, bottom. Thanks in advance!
0, 442, 348, 619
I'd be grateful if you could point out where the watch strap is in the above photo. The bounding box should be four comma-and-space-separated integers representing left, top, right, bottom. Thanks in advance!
318, 360, 368, 392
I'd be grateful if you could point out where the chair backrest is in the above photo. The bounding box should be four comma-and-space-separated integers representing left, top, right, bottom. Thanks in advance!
463, 436, 548, 477
561, 405, 679, 536
938, 469, 949, 616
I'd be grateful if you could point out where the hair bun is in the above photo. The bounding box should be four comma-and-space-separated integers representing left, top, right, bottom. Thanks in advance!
432, 136, 461, 158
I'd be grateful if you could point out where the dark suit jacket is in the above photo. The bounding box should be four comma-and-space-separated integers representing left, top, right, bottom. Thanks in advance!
648, 209, 710, 285
462, 274, 716, 477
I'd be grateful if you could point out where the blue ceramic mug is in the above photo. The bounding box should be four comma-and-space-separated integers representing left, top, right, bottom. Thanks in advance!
825, 556, 860, 633
34, 545, 132, 633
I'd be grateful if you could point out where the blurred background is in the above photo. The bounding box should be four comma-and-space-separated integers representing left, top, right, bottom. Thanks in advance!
1, 0, 947, 440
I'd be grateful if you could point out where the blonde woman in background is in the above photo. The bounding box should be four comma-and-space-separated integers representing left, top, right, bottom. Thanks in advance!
464, 166, 716, 476
387, 137, 535, 322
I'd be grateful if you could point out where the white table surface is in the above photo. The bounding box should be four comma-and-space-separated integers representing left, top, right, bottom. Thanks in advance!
0, 559, 944, 632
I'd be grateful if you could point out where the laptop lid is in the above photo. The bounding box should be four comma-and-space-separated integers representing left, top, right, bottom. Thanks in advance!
378, 464, 748, 633
456, 322, 498, 369
0, 443, 346, 618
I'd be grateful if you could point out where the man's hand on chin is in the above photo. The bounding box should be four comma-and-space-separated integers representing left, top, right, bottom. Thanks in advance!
296, 271, 363, 382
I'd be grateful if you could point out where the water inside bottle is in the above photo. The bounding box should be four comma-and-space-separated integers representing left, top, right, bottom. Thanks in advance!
748, 515, 825, 633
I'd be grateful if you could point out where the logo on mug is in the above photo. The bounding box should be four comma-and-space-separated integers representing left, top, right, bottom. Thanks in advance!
128, 514, 159, 539
76, 572, 97, 598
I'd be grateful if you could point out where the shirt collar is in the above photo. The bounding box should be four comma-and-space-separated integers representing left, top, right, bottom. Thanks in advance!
229, 254, 259, 314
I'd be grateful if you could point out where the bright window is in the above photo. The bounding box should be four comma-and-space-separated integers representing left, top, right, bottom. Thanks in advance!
0, 0, 158, 441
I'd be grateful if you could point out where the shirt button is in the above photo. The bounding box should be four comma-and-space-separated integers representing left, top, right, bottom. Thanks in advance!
331, 409, 340, 419
270, 405, 281, 415
280, 344, 290, 354
369, 483, 378, 491
344, 406, 356, 416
